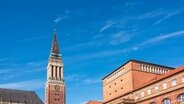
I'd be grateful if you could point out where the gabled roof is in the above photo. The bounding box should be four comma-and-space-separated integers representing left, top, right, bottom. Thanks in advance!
0, 88, 43, 104
102, 59, 175, 80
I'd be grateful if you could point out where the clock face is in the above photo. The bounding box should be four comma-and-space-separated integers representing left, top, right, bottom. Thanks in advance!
54, 85, 60, 91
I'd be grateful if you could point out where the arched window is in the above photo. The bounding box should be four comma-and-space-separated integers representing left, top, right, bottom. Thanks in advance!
178, 94, 184, 103
150, 102, 156, 104
162, 98, 171, 104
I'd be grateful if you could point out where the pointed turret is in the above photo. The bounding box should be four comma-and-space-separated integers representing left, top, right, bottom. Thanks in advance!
50, 31, 61, 58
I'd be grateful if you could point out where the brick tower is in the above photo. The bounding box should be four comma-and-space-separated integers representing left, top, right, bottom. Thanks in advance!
45, 31, 65, 104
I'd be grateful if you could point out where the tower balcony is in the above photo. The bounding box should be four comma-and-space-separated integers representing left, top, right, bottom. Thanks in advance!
48, 77, 65, 84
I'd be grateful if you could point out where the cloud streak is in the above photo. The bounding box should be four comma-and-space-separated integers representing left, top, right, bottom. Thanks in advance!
154, 11, 181, 25
0, 70, 10, 75
54, 17, 64, 23
0, 61, 47, 80
54, 10, 70, 23
99, 20, 117, 32
21, 36, 49, 42
0, 79, 44, 90
65, 74, 86, 82
109, 31, 131, 45
65, 48, 128, 61
139, 30, 184, 47
137, 9, 166, 20
65, 30, 184, 62
82, 79, 101, 84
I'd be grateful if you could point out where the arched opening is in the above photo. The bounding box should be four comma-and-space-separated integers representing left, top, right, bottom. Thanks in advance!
178, 94, 184, 103
162, 98, 171, 104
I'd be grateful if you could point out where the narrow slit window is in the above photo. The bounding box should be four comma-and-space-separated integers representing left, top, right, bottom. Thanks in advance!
59, 67, 61, 78
55, 66, 58, 78
51, 66, 54, 77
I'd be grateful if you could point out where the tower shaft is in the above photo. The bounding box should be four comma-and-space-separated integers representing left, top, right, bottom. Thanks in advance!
45, 31, 65, 104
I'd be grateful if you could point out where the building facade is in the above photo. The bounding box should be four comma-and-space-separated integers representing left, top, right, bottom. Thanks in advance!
45, 32, 66, 104
101, 59, 184, 104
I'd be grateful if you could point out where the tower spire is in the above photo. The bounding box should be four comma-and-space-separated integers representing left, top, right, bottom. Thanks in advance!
50, 30, 61, 58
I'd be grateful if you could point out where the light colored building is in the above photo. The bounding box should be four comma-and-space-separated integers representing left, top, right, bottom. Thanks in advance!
45, 31, 66, 104
102, 59, 184, 104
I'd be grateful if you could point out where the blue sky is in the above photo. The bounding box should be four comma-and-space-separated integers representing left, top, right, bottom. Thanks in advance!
0, 0, 184, 104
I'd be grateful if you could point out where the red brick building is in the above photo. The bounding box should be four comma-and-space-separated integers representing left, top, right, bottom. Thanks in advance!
88, 59, 184, 104
45, 32, 66, 104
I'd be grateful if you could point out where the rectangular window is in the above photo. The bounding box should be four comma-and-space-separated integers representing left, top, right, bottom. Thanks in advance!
141, 92, 144, 97
182, 75, 184, 82
51, 66, 54, 77
59, 67, 61, 78
172, 79, 177, 86
140, 65, 143, 71
163, 83, 167, 89
147, 89, 151, 95
55, 66, 58, 78
155, 86, 159, 91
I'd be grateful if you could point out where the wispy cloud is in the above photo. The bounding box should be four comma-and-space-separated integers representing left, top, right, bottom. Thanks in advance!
54, 17, 65, 23
112, 2, 137, 10
82, 79, 101, 84
65, 74, 86, 82
21, 36, 49, 42
65, 30, 184, 62
0, 69, 22, 80
64, 10, 70, 14
0, 58, 7, 62
0, 69, 10, 75
125, 2, 136, 8
139, 30, 184, 46
65, 74, 101, 86
0, 79, 44, 90
154, 11, 181, 25
109, 31, 131, 45
137, 9, 182, 24
23, 61, 47, 72
63, 41, 96, 51
65, 48, 131, 62
137, 9, 167, 20
99, 20, 117, 33
133, 30, 184, 51
54, 10, 70, 23
0, 61, 46, 80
